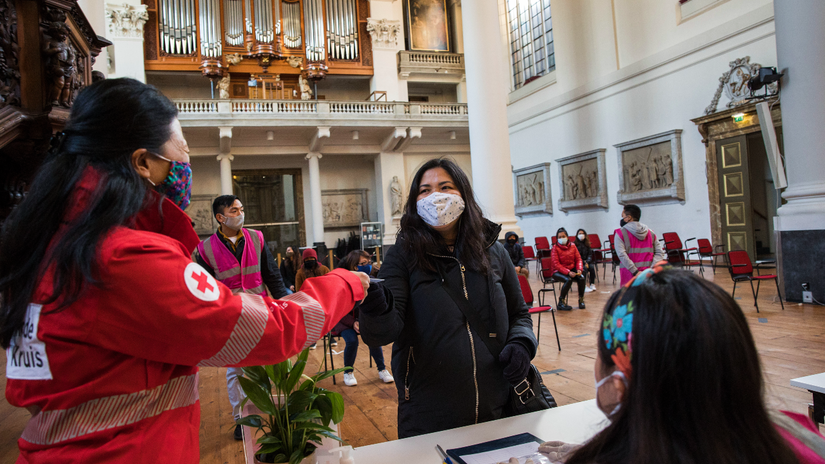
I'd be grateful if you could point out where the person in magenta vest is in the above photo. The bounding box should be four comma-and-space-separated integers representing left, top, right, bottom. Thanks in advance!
192, 194, 289, 440
613, 204, 666, 286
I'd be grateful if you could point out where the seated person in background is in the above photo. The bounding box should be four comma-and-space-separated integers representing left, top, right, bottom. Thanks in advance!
551, 227, 586, 310
334, 250, 395, 387
545, 264, 825, 464
504, 231, 529, 277
613, 204, 666, 286
574, 229, 596, 293
279, 246, 300, 293
295, 248, 331, 349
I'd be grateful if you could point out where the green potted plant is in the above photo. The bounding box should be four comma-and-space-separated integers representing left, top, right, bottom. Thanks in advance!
236, 348, 349, 464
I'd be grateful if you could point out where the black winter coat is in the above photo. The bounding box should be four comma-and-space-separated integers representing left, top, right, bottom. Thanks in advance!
504, 231, 527, 268
359, 221, 537, 438
574, 239, 593, 264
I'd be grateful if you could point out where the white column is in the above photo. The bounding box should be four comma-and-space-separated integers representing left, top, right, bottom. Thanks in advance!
368, 1, 407, 101
449, 0, 464, 54
104, 1, 148, 81
461, 0, 521, 238
456, 75, 467, 104
217, 154, 234, 195
78, 0, 108, 75
306, 153, 325, 245
774, 0, 825, 231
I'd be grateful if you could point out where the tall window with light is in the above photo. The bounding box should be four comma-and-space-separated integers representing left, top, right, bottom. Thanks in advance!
506, 0, 555, 89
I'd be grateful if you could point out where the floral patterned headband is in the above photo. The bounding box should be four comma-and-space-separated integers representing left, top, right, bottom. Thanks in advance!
602, 261, 670, 379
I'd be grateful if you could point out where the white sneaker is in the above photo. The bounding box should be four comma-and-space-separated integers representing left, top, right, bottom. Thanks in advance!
343, 372, 358, 386
584, 286, 594, 293
309, 343, 317, 350
378, 369, 395, 384
330, 338, 338, 347
589, 284, 597, 291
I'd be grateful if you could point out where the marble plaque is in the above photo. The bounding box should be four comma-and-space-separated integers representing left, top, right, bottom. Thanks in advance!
513, 163, 552, 216
187, 195, 219, 236
615, 129, 685, 204
557, 149, 608, 212
322, 189, 368, 228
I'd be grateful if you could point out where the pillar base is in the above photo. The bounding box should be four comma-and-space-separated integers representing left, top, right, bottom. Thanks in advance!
777, 229, 825, 303
491, 215, 523, 241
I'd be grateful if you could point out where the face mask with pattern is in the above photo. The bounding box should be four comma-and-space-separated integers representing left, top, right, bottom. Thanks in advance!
148, 152, 192, 210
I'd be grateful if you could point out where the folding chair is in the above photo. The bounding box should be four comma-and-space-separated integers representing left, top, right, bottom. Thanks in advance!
696, 239, 726, 273
535, 236, 552, 260
726, 250, 784, 312
523, 245, 539, 274
323, 332, 373, 385
539, 257, 559, 308
588, 233, 611, 282
518, 275, 560, 350
662, 232, 703, 275
551, 236, 558, 247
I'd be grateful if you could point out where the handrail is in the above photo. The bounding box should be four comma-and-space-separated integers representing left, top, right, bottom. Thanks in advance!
174, 99, 468, 116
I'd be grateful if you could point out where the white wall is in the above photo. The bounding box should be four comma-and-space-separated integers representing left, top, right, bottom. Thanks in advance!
507, 3, 778, 248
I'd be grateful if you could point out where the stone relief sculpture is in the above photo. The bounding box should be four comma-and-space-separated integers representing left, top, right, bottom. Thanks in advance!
43, 21, 75, 107
366, 18, 402, 48
322, 189, 368, 228
621, 143, 675, 193
704, 56, 778, 115
615, 130, 684, 204
390, 176, 403, 217
216, 73, 230, 99
557, 151, 608, 212
105, 3, 148, 39
513, 163, 552, 216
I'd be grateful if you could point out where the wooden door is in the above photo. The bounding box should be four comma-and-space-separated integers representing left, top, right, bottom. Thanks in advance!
716, 135, 755, 260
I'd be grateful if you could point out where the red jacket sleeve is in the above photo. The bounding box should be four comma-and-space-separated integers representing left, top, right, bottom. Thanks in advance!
87, 231, 364, 367
551, 246, 569, 275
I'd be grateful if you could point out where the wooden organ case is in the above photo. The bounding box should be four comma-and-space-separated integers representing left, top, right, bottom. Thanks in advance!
0, 0, 109, 221
143, 0, 373, 90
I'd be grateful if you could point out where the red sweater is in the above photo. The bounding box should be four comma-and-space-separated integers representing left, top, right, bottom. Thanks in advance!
551, 242, 583, 275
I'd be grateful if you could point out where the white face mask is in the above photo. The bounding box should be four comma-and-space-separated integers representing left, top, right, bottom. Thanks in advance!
558, 237, 568, 245
577, 234, 586, 241
416, 192, 465, 227
595, 371, 627, 418
222, 212, 245, 230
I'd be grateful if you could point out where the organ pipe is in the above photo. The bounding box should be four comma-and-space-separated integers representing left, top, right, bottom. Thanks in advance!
199, 0, 221, 57
283, 1, 302, 48
159, 0, 197, 55
325, 0, 357, 60
224, 0, 243, 46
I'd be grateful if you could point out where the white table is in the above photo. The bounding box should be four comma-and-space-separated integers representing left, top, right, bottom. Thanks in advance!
316, 400, 607, 464
790, 372, 825, 425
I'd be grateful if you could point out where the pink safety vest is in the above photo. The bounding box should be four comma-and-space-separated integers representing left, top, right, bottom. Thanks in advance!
616, 227, 657, 286
196, 228, 267, 296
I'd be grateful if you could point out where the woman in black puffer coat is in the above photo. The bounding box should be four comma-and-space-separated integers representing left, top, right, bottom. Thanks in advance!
358, 158, 537, 438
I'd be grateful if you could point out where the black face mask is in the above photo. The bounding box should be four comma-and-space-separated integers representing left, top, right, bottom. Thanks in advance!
304, 259, 317, 270
507, 239, 517, 245
620, 219, 628, 228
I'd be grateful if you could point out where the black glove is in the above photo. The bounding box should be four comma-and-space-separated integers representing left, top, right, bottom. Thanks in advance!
358, 283, 387, 315
499, 341, 531, 385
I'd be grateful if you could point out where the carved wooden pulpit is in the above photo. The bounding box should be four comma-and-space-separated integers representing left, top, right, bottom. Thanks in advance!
0, 0, 109, 221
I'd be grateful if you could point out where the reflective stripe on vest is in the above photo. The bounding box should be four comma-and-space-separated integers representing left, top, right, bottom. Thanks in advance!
21, 373, 199, 446
618, 229, 657, 286
279, 292, 325, 350
198, 293, 269, 367
196, 229, 266, 296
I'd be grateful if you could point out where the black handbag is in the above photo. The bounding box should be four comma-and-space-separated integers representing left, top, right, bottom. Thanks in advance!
439, 275, 558, 416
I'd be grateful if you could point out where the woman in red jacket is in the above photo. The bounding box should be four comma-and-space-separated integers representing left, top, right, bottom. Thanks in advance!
0, 78, 369, 463
550, 227, 586, 310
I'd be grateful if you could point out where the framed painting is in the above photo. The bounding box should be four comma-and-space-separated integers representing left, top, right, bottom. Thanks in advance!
406, 0, 450, 52
615, 129, 685, 205
557, 149, 608, 213
513, 163, 552, 217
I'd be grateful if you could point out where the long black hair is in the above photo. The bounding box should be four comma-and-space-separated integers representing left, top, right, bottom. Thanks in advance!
397, 158, 490, 274
0, 78, 179, 348
566, 270, 799, 464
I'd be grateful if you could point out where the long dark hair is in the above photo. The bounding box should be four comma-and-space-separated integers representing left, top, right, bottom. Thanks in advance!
575, 228, 591, 248
567, 271, 799, 464
0, 78, 179, 348
340, 250, 370, 271
283, 246, 301, 272
398, 158, 490, 274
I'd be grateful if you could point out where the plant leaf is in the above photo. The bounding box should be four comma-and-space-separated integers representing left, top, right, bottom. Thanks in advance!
287, 390, 317, 412
294, 422, 336, 433
290, 410, 321, 423
313, 394, 333, 425
238, 376, 277, 416
289, 448, 305, 464
284, 359, 307, 393
257, 435, 283, 445
242, 366, 272, 393
235, 414, 263, 428
309, 367, 349, 384
311, 430, 346, 444
323, 390, 345, 424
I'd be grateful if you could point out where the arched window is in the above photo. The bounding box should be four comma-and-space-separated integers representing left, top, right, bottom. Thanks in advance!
506, 0, 555, 89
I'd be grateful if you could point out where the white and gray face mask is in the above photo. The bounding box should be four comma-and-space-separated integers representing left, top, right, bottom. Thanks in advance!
222, 212, 245, 229
416, 192, 465, 227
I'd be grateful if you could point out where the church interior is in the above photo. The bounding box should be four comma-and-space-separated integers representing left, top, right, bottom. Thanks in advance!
1, 0, 824, 462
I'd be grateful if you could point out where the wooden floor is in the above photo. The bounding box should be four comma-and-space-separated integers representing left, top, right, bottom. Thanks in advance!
1, 264, 823, 463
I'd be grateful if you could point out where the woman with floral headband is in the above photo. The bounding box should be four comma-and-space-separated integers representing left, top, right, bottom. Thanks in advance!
542, 264, 824, 464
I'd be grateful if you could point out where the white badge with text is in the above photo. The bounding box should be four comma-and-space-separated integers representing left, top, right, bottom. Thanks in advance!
6, 303, 53, 380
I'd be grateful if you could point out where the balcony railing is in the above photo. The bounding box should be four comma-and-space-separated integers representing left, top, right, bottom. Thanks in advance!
174, 99, 468, 118
398, 50, 465, 77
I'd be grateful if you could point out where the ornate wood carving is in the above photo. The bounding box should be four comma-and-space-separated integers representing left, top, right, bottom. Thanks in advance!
0, 0, 109, 221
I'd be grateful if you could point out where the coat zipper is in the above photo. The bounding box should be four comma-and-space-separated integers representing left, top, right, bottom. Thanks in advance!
404, 346, 414, 400
428, 253, 479, 424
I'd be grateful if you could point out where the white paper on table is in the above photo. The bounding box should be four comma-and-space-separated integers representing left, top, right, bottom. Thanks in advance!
457, 442, 541, 464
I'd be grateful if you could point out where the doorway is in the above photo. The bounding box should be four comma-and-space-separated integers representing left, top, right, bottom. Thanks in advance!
715, 130, 783, 261
232, 169, 306, 255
